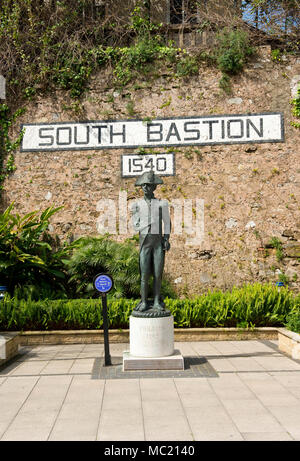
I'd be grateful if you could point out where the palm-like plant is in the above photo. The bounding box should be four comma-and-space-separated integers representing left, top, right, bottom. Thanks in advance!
65, 235, 176, 299
0, 203, 72, 295
65, 235, 141, 298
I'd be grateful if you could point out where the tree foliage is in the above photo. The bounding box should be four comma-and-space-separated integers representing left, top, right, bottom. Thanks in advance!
242, 0, 299, 45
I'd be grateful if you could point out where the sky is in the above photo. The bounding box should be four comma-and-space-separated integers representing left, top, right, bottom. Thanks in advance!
241, 1, 299, 33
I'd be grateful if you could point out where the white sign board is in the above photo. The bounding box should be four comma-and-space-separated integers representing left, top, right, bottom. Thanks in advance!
121, 153, 175, 177
20, 112, 284, 152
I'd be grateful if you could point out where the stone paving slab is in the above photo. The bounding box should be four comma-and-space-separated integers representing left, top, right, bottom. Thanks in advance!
185, 405, 244, 441
271, 372, 300, 399
222, 399, 284, 433
0, 376, 39, 439
0, 340, 299, 441
1, 375, 73, 441
242, 432, 294, 441
98, 407, 145, 441
238, 372, 300, 406
48, 376, 104, 441
267, 404, 300, 440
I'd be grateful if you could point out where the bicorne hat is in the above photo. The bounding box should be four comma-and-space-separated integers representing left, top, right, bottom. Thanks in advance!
135, 170, 163, 186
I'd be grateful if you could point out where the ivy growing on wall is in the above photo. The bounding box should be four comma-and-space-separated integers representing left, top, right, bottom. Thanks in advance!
0, 104, 25, 194
291, 84, 300, 129
0, 0, 203, 103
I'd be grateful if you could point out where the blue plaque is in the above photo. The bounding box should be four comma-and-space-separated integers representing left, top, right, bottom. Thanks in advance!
93, 274, 113, 293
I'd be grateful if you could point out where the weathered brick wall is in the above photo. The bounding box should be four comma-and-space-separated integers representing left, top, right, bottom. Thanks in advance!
3, 46, 300, 294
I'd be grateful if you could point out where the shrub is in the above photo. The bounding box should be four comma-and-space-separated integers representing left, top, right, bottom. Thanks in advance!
176, 55, 198, 77
291, 86, 300, 118
0, 203, 72, 296
271, 49, 282, 62
65, 235, 176, 299
268, 236, 284, 262
114, 37, 163, 86
0, 205, 175, 300
167, 283, 295, 328
0, 283, 297, 331
291, 85, 300, 128
65, 235, 140, 299
215, 27, 254, 93
219, 73, 231, 94
285, 303, 300, 334
216, 28, 254, 75
0, 296, 136, 331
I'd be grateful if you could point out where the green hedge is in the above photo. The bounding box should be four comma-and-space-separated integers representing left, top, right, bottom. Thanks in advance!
285, 309, 300, 334
0, 284, 299, 331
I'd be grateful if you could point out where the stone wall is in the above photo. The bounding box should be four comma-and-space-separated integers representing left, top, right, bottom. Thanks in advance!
3, 46, 300, 295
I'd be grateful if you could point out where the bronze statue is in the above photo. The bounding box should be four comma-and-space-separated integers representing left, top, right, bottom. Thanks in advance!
131, 170, 171, 317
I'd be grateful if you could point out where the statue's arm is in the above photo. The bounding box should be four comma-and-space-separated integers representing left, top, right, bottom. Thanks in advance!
162, 201, 171, 251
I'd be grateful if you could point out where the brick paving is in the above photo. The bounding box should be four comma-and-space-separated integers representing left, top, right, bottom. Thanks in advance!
0, 340, 299, 440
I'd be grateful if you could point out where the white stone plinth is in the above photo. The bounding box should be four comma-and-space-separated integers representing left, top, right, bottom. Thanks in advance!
123, 349, 184, 371
129, 315, 174, 358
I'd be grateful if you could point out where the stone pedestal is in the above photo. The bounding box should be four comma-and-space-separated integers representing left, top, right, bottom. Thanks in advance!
130, 315, 174, 357
123, 315, 184, 371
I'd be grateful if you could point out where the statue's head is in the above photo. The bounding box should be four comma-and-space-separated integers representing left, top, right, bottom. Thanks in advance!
135, 170, 163, 187
135, 170, 163, 196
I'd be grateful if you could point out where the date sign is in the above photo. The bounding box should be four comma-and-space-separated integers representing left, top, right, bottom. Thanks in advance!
121, 153, 175, 178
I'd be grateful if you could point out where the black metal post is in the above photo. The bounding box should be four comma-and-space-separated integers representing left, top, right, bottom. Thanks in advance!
101, 293, 111, 366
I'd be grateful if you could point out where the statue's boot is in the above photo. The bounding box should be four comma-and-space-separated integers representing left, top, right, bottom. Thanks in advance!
136, 301, 148, 312
153, 277, 165, 311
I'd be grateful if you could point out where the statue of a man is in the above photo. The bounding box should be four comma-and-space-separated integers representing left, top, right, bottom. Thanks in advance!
131, 170, 171, 314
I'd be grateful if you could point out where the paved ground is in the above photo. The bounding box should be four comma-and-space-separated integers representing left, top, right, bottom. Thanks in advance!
0, 340, 300, 441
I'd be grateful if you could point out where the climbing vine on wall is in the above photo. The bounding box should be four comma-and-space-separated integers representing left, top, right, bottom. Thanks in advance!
0, 104, 25, 194
0, 0, 201, 103
291, 84, 300, 129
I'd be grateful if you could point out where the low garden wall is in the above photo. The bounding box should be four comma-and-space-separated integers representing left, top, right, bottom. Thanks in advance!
2, 327, 300, 364
278, 328, 300, 360
18, 327, 279, 346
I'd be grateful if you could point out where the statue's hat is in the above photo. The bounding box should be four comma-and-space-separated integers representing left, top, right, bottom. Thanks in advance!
135, 170, 163, 186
